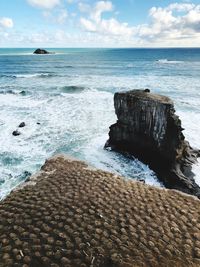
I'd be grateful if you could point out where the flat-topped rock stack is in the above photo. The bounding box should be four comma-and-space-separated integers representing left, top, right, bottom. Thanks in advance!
0, 155, 200, 267
106, 89, 200, 198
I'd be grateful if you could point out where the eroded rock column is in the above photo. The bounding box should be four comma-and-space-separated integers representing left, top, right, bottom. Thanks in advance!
106, 89, 200, 197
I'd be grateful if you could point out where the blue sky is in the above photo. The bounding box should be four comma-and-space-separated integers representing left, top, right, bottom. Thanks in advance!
0, 0, 200, 47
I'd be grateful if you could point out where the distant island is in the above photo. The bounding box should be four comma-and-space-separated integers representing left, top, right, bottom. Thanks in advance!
33, 48, 55, 54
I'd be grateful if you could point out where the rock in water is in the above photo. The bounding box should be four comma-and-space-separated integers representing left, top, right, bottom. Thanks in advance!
106, 89, 200, 197
33, 48, 49, 54
12, 130, 21, 136
18, 122, 25, 128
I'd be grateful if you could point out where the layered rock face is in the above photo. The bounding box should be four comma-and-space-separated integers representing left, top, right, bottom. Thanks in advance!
0, 155, 200, 267
106, 90, 200, 197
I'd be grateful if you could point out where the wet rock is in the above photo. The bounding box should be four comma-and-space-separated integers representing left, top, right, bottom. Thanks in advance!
33, 49, 49, 54
106, 89, 200, 197
12, 130, 21, 136
18, 122, 25, 128
19, 90, 26, 96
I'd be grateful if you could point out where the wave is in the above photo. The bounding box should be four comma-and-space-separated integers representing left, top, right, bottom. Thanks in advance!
16, 73, 56, 78
54, 65, 74, 69
157, 59, 183, 64
0, 89, 30, 96
61, 85, 86, 93
0, 89, 16, 95
0, 73, 57, 79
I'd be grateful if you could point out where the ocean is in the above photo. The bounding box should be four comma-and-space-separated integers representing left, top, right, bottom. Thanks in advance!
0, 47, 200, 199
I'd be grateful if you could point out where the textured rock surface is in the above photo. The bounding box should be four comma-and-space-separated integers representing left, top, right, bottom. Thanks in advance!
0, 155, 200, 267
106, 90, 200, 197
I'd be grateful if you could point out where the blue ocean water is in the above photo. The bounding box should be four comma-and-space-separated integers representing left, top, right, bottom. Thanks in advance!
0, 48, 200, 199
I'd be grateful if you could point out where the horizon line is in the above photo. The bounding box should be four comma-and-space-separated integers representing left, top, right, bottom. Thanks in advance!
0, 46, 200, 49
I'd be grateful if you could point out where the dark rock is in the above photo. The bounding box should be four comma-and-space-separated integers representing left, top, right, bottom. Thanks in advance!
19, 90, 26, 96
37, 122, 41, 125
144, 89, 150, 93
33, 49, 49, 54
106, 89, 200, 197
18, 122, 25, 128
12, 130, 21, 136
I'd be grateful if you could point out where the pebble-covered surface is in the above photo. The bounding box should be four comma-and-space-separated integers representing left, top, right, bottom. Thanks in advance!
0, 155, 200, 267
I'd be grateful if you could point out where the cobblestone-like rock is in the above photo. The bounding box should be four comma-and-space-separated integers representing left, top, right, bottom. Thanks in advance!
0, 155, 200, 267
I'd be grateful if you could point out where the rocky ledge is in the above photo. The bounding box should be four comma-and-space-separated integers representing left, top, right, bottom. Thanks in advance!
105, 89, 200, 197
0, 155, 200, 267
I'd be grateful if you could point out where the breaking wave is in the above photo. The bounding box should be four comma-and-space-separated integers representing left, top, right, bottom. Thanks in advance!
61, 85, 86, 93
157, 59, 183, 64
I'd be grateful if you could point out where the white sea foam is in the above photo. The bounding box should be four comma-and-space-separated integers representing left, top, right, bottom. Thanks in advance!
82, 135, 162, 187
0, 87, 163, 199
14, 73, 55, 78
157, 59, 183, 64
177, 110, 200, 186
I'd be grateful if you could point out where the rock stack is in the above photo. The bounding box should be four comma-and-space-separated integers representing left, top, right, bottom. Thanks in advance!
106, 89, 200, 197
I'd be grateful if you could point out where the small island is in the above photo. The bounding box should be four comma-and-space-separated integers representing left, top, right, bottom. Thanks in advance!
33, 48, 50, 54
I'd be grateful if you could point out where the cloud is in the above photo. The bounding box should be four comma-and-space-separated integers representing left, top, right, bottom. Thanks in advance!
80, 1, 134, 37
0, 17, 13, 28
137, 3, 200, 44
2, 1, 200, 47
91, 1, 113, 22
27, 0, 60, 9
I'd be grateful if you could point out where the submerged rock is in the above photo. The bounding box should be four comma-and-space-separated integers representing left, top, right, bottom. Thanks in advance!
0, 155, 200, 267
33, 48, 49, 54
12, 130, 21, 136
106, 89, 200, 197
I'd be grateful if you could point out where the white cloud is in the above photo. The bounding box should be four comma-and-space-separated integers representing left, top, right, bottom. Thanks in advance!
80, 1, 134, 37
166, 3, 195, 12
0, 17, 13, 28
91, 1, 113, 22
2, 1, 200, 47
137, 3, 200, 45
80, 18, 96, 32
27, 0, 60, 9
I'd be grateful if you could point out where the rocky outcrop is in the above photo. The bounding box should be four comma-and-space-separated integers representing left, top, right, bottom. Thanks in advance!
0, 155, 200, 267
18, 122, 25, 128
33, 48, 49, 54
106, 89, 200, 197
12, 130, 21, 136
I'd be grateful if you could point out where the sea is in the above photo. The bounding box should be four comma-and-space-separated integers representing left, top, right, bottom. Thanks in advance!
0, 47, 200, 199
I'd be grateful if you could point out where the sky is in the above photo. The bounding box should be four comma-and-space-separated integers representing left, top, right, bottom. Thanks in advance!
0, 0, 200, 47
